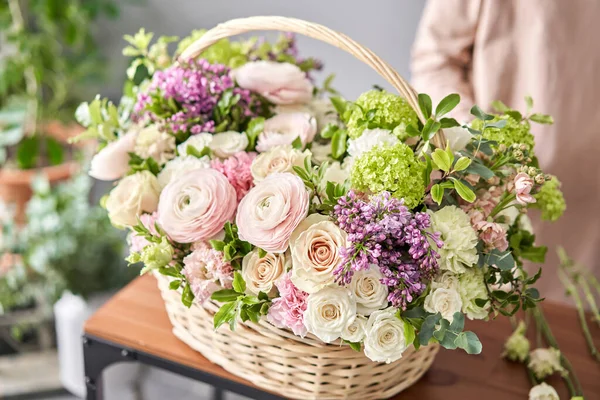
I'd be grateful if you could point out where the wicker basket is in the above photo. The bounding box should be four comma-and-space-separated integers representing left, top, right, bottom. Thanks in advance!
157, 16, 444, 400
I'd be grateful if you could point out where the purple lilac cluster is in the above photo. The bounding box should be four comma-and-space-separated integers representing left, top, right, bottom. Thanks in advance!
134, 59, 258, 134
333, 191, 443, 310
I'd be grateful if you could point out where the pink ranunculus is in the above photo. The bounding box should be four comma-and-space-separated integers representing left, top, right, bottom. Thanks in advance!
210, 152, 256, 202
158, 168, 237, 243
128, 212, 160, 253
256, 112, 317, 153
514, 173, 536, 205
232, 61, 313, 105
183, 241, 233, 304
89, 130, 137, 181
236, 173, 309, 253
267, 272, 309, 337
474, 221, 509, 251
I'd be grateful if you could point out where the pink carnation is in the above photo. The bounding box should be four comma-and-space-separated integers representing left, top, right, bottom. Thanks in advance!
514, 173, 536, 205
183, 242, 234, 304
267, 272, 309, 337
211, 152, 256, 202
474, 221, 509, 252
128, 212, 160, 253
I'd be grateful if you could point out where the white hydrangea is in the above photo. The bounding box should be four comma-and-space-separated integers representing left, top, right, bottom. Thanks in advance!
157, 156, 210, 189
458, 267, 490, 320
177, 133, 213, 156
347, 128, 399, 159
428, 206, 479, 274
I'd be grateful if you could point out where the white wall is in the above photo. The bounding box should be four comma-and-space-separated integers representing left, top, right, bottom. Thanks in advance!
96, 0, 425, 100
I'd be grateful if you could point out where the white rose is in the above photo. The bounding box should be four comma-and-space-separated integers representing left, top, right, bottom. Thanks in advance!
431, 271, 460, 290
347, 129, 399, 159
321, 162, 349, 187
528, 383, 559, 400
250, 145, 310, 182
444, 126, 472, 152
242, 249, 289, 297
424, 288, 463, 322
158, 156, 210, 189
209, 131, 249, 158
304, 287, 356, 343
310, 142, 331, 165
364, 308, 408, 363
349, 265, 389, 315
290, 214, 347, 294
134, 125, 176, 165
106, 171, 160, 227
256, 113, 317, 153
341, 314, 367, 343
177, 133, 213, 156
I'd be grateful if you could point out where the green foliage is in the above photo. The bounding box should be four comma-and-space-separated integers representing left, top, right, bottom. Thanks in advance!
532, 175, 566, 222
292, 158, 349, 214
414, 311, 482, 354
209, 222, 253, 270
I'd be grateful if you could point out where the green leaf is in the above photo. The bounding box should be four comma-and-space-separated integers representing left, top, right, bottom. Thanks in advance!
431, 148, 452, 172
525, 95, 533, 110
186, 145, 211, 158
455, 331, 482, 354
330, 96, 348, 118
209, 240, 226, 251
213, 301, 238, 330
169, 280, 182, 290
448, 312, 465, 333
211, 289, 240, 303
16, 136, 40, 169
530, 113, 554, 125
470, 105, 494, 121
181, 284, 195, 308
418, 93, 432, 118
464, 162, 495, 180
451, 178, 476, 203
418, 313, 442, 345
421, 119, 441, 141
485, 119, 508, 129
423, 154, 433, 186
484, 249, 516, 271
232, 271, 246, 294
404, 320, 416, 347
291, 136, 303, 149
258, 248, 267, 258
506, 110, 522, 121
439, 117, 460, 129
343, 340, 362, 352
431, 184, 444, 205
45, 137, 64, 166
331, 129, 348, 159
435, 93, 460, 117
405, 123, 421, 137
158, 267, 181, 278
453, 157, 471, 172
491, 100, 509, 113
320, 123, 339, 139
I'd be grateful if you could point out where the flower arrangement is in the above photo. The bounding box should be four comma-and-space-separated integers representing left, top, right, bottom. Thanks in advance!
76, 29, 564, 364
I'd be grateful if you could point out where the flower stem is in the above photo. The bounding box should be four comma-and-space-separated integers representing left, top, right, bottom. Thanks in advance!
578, 276, 600, 327
490, 193, 517, 218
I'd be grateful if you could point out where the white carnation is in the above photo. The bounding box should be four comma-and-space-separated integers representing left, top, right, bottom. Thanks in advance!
458, 267, 490, 320
157, 156, 210, 189
431, 271, 460, 291
135, 125, 176, 165
424, 287, 463, 322
364, 307, 407, 363
528, 383, 559, 400
429, 206, 478, 274
347, 129, 399, 159
209, 131, 248, 158
528, 348, 565, 380
177, 133, 213, 156
304, 287, 356, 343
349, 265, 389, 315
341, 314, 367, 343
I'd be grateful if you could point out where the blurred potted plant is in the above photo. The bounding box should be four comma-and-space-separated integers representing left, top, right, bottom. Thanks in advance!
0, 0, 118, 221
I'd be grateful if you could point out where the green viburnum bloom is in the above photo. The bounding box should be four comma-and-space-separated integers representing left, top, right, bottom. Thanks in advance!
350, 143, 425, 208
472, 115, 535, 149
139, 236, 174, 274
532, 175, 566, 222
346, 90, 418, 139
502, 321, 530, 362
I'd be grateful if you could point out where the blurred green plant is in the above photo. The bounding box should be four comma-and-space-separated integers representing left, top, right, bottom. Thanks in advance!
0, 0, 120, 168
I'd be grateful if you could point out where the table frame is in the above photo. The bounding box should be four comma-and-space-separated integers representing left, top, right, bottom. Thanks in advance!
82, 334, 286, 400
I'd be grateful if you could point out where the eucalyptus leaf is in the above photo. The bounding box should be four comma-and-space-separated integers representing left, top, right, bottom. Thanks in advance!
470, 105, 494, 121
455, 331, 482, 354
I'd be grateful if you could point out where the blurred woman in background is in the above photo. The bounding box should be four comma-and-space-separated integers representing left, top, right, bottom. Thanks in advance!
411, 0, 600, 302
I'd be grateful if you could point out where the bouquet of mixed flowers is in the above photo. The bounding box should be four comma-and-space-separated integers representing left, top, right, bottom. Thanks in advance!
75, 27, 565, 364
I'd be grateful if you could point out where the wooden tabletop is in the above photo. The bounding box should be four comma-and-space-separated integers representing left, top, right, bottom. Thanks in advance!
85, 275, 600, 399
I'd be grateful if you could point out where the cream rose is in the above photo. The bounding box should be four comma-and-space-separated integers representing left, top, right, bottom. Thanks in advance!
289, 214, 347, 294
158, 168, 237, 243
236, 173, 310, 253
233, 61, 313, 105
89, 130, 137, 181
256, 113, 317, 153
349, 265, 389, 315
210, 131, 249, 158
177, 133, 213, 155
424, 287, 463, 322
157, 156, 210, 189
303, 287, 357, 343
242, 249, 289, 297
134, 124, 176, 165
364, 308, 408, 363
431, 271, 460, 291
341, 314, 367, 343
250, 145, 310, 182
106, 171, 160, 227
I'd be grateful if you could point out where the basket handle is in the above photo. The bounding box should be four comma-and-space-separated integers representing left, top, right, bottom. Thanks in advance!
179, 16, 446, 148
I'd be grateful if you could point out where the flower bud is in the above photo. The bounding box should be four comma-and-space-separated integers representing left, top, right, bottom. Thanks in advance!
502, 321, 530, 362
519, 144, 528, 151
528, 348, 565, 379
140, 236, 174, 274
535, 174, 545, 184
513, 149, 524, 160
528, 167, 537, 176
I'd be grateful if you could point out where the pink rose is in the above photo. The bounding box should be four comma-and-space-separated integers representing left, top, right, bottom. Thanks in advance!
89, 131, 137, 181
474, 221, 509, 251
267, 272, 309, 337
236, 173, 309, 253
256, 113, 317, 153
158, 168, 237, 243
232, 61, 313, 105
514, 173, 536, 205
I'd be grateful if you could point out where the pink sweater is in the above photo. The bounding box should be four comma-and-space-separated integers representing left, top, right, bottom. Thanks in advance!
411, 0, 600, 301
